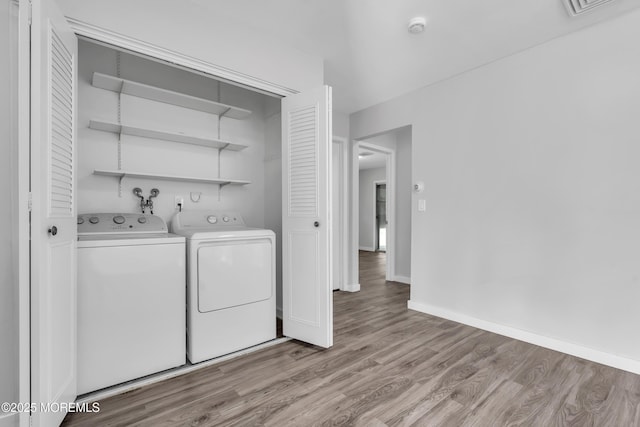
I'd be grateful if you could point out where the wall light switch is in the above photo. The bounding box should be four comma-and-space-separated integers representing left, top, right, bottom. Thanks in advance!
418, 199, 426, 212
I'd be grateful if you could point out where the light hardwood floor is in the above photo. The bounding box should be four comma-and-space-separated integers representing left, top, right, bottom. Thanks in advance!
63, 251, 640, 426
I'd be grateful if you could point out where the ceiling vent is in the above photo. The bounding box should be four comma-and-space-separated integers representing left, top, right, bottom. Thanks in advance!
564, 0, 616, 16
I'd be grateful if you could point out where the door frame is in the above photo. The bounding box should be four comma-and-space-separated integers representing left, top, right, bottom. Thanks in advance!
356, 141, 396, 282
66, 18, 298, 98
332, 136, 349, 291
17, 1, 31, 426
373, 180, 386, 252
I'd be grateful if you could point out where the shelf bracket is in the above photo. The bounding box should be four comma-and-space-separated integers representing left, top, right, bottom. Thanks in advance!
219, 107, 232, 119
117, 173, 125, 198
117, 127, 123, 185
217, 180, 231, 202
117, 58, 124, 197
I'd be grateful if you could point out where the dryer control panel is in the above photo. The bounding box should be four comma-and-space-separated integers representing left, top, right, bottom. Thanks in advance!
170, 211, 245, 230
77, 213, 168, 235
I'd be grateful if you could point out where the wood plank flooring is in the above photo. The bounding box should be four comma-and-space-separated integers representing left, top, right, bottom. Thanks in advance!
63, 251, 640, 426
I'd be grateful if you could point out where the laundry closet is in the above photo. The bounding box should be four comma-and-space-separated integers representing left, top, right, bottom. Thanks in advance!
77, 40, 282, 236
27, 3, 332, 421
75, 39, 284, 394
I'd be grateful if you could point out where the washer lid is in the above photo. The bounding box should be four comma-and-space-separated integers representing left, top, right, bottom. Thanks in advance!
77, 233, 185, 248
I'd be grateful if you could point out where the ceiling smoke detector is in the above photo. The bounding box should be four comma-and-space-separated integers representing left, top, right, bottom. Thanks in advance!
408, 17, 426, 34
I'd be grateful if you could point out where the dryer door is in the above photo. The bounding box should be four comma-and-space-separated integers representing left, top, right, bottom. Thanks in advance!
198, 239, 273, 312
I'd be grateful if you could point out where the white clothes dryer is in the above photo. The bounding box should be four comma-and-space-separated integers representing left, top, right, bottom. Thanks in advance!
170, 211, 276, 363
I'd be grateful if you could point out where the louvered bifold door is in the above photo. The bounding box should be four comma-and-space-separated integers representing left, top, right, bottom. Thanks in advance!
289, 106, 319, 217
49, 29, 74, 216
30, 0, 78, 426
282, 86, 333, 348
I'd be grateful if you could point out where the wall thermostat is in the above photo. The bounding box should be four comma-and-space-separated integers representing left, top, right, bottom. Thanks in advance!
413, 181, 424, 193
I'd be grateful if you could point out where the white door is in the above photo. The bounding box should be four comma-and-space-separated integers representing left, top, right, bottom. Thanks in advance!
282, 86, 333, 348
30, 0, 78, 425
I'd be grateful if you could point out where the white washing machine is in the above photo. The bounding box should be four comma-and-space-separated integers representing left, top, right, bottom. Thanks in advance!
170, 211, 276, 363
77, 213, 186, 395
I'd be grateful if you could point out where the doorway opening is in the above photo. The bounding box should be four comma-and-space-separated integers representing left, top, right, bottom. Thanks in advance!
375, 182, 387, 252
354, 125, 412, 286
358, 141, 390, 279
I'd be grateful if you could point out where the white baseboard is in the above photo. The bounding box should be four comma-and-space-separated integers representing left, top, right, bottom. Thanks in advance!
407, 300, 640, 375
391, 275, 410, 284
359, 246, 375, 252
342, 283, 360, 292
0, 412, 18, 427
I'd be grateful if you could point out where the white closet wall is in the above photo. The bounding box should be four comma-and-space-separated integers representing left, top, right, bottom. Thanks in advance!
78, 40, 275, 226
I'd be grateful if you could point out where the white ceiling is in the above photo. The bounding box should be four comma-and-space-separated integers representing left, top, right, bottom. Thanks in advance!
359, 150, 387, 170
190, 0, 640, 114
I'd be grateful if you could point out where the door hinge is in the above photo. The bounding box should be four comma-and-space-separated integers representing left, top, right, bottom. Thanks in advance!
28, 192, 32, 212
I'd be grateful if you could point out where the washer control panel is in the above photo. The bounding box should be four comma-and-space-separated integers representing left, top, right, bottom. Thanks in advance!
77, 213, 168, 235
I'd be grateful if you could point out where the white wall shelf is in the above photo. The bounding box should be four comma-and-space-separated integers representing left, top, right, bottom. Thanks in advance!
89, 120, 248, 151
92, 72, 252, 120
94, 169, 251, 187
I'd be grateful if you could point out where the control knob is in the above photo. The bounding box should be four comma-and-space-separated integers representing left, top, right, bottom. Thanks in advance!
77, 217, 84, 225
207, 215, 218, 224
137, 216, 147, 224
222, 216, 230, 223
113, 215, 126, 225
89, 216, 99, 224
